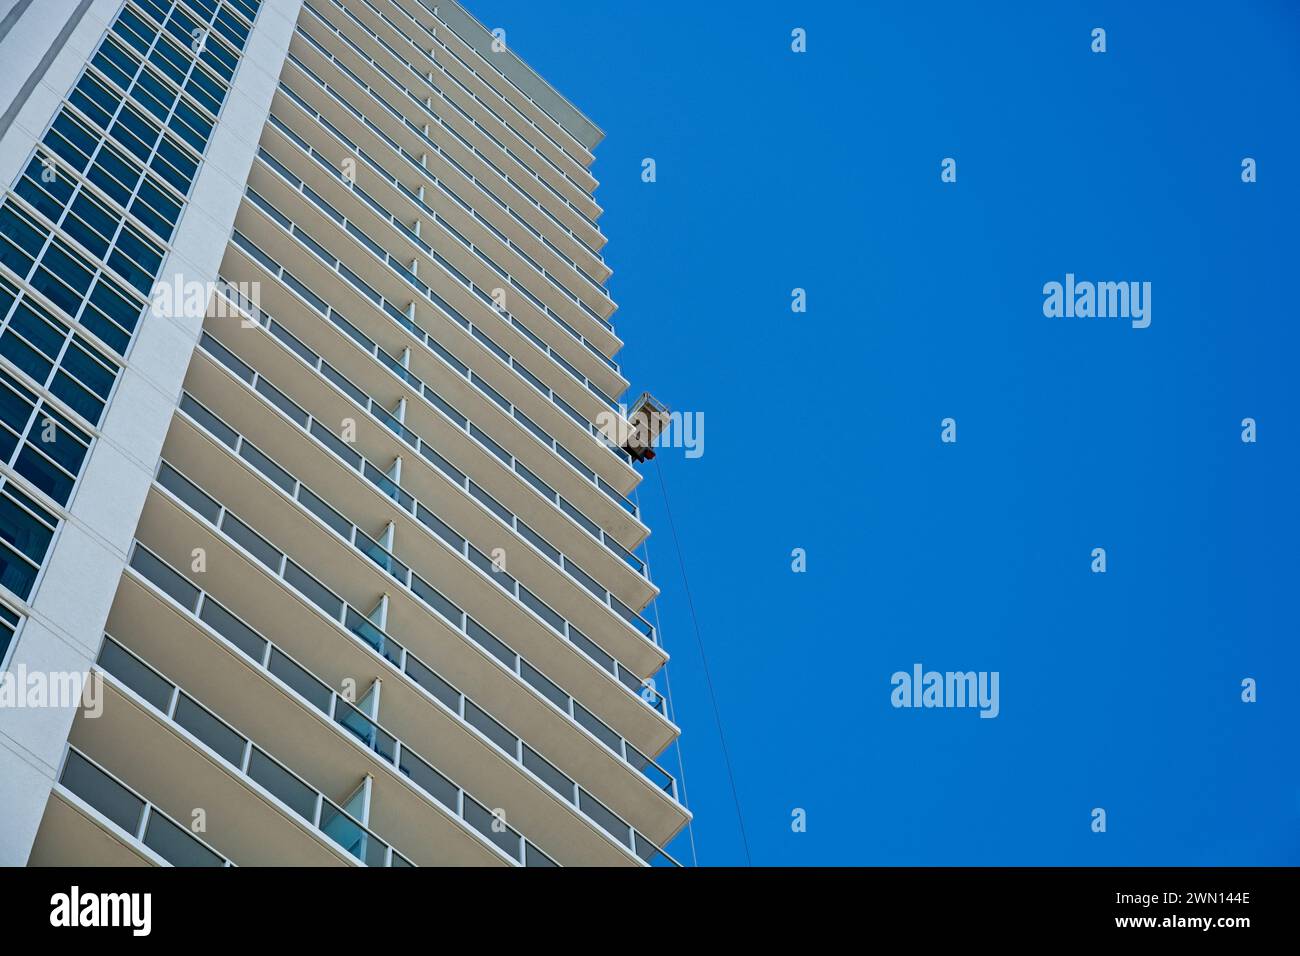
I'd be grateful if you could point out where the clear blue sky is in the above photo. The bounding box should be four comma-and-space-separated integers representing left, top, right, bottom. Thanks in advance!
479, 0, 1300, 865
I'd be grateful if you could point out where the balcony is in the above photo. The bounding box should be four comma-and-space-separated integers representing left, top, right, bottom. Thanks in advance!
30, 748, 232, 867
300, 0, 604, 230
279, 41, 606, 311
109, 550, 683, 862
176, 354, 661, 675
287, 20, 605, 251
218, 234, 641, 547
397, 0, 604, 182
256, 107, 619, 366
192, 291, 653, 617
126, 469, 687, 847
149, 400, 677, 743
337, 0, 601, 199
64, 666, 386, 866
237, 124, 626, 413
222, 194, 639, 497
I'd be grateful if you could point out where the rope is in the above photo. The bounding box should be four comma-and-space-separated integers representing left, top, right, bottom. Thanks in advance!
635, 488, 699, 868
653, 459, 753, 866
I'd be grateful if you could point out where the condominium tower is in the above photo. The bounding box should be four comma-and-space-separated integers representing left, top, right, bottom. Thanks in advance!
0, 0, 686, 866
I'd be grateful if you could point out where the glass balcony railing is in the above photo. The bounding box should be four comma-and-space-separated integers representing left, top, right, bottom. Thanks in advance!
280, 39, 610, 355
122, 545, 677, 863
396, 0, 601, 184
306, 0, 615, 325
213, 238, 646, 581
332, 0, 613, 302
149, 446, 680, 807
345, 0, 595, 183
192, 325, 662, 671
93, 635, 415, 866
179, 362, 664, 727
232, 116, 631, 466
210, 285, 651, 629
262, 106, 613, 382
248, 86, 621, 405
219, 262, 635, 521
291, 14, 602, 244
278, 36, 619, 383
311, 0, 603, 231
57, 746, 233, 867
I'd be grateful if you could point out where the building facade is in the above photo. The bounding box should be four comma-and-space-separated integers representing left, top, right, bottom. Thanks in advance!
0, 0, 686, 867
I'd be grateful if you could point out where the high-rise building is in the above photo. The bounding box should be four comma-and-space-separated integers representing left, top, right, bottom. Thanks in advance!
0, 0, 686, 867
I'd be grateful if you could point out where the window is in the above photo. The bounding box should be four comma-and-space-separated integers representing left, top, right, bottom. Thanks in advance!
0, 483, 57, 599
0, 368, 94, 504
13, 406, 91, 504
0, 0, 257, 606
0, 603, 19, 670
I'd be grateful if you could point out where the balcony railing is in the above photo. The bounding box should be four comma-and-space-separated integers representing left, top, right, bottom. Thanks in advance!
292, 14, 602, 241
150, 441, 679, 808
160, 395, 674, 788
93, 635, 415, 866
193, 324, 662, 682
213, 278, 651, 620
182, 349, 665, 722
218, 237, 646, 585
220, 250, 634, 521
123, 545, 678, 864
258, 94, 615, 381
56, 746, 233, 867
304, 0, 611, 311
209, 328, 654, 656
398, 0, 600, 180
236, 100, 631, 460
252, 74, 622, 401
332, 0, 613, 304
